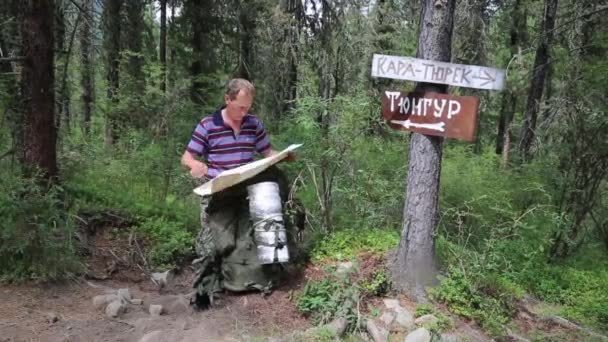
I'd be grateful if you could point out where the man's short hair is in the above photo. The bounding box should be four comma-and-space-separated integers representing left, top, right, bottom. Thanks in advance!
226, 78, 255, 100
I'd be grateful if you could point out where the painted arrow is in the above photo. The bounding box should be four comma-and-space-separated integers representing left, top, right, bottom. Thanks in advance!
390, 120, 446, 132
472, 70, 496, 87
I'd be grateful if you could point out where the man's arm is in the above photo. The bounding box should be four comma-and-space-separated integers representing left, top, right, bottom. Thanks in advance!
181, 150, 208, 179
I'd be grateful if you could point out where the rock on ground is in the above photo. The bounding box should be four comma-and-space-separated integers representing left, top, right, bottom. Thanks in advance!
415, 314, 438, 326
366, 319, 389, 342
149, 305, 163, 316
105, 300, 126, 318
405, 327, 431, 342
93, 294, 119, 309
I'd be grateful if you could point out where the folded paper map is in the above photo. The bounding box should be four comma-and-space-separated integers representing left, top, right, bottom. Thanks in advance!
193, 144, 302, 197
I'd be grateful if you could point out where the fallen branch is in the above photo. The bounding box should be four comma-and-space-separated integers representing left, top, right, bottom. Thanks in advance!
0, 56, 25, 63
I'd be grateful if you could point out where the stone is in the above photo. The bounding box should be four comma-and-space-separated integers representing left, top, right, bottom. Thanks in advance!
93, 294, 119, 310
131, 298, 143, 305
405, 327, 431, 342
326, 317, 348, 337
138, 330, 164, 342
366, 319, 389, 342
383, 298, 401, 310
440, 334, 460, 342
394, 310, 415, 331
380, 311, 396, 327
149, 304, 163, 316
336, 261, 354, 274
415, 314, 438, 326
151, 270, 173, 288
150, 295, 190, 315
117, 288, 131, 303
46, 312, 59, 324
105, 300, 126, 318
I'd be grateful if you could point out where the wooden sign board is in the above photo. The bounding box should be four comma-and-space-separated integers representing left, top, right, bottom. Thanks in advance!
382, 91, 480, 142
193, 144, 302, 197
372, 54, 505, 91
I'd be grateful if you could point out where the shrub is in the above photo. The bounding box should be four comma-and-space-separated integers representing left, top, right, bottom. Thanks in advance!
0, 175, 82, 281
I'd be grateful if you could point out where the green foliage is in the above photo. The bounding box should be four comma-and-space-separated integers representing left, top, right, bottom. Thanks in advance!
361, 269, 390, 296
296, 272, 360, 327
137, 217, 194, 266
414, 304, 454, 333
430, 267, 511, 336
310, 228, 399, 261
0, 174, 82, 281
62, 128, 200, 268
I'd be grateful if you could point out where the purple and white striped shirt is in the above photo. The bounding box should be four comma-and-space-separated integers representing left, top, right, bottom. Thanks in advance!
186, 110, 272, 178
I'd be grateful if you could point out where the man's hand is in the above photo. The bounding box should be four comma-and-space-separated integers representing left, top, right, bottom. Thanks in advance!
190, 161, 208, 179
262, 149, 296, 162
284, 151, 296, 162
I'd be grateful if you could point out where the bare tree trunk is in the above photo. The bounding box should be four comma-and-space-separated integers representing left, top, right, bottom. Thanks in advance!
22, 0, 58, 180
237, 0, 255, 80
496, 0, 526, 161
103, 0, 121, 145
125, 0, 145, 89
185, 0, 216, 106
160, 0, 167, 92
0, 0, 24, 164
285, 0, 301, 114
59, 10, 82, 132
81, 0, 94, 135
519, 0, 558, 161
393, 0, 456, 302
55, 0, 66, 129
317, 0, 336, 233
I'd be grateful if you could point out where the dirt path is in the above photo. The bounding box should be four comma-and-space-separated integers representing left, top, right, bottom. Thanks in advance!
0, 276, 309, 342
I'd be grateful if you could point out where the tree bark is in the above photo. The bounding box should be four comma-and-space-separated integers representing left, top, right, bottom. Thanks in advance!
103, 0, 121, 145
519, 0, 558, 161
237, 0, 255, 80
496, 0, 526, 160
21, 0, 58, 180
185, 0, 217, 105
0, 0, 24, 164
80, 0, 94, 135
285, 0, 302, 114
124, 0, 145, 90
393, 0, 456, 302
160, 0, 167, 92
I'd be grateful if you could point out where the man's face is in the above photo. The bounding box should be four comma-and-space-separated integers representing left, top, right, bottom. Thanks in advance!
224, 90, 253, 123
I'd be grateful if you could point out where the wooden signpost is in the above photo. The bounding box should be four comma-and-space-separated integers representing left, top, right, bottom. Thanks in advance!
372, 53, 505, 142
381, 91, 480, 142
371, 39, 506, 300
372, 54, 506, 91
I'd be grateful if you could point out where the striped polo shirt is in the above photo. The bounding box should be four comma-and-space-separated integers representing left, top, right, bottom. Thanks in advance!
186, 109, 272, 178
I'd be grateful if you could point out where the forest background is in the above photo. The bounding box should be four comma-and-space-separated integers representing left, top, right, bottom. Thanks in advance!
0, 0, 607, 338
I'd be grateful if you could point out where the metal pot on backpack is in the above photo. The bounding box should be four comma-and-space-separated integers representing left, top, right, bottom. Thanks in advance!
247, 181, 289, 264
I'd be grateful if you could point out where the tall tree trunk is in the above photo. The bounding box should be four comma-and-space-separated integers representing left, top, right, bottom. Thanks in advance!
519, 0, 558, 161
160, 0, 167, 92
0, 0, 24, 164
124, 0, 145, 90
393, 0, 456, 302
317, 0, 336, 233
103, 0, 121, 145
81, 0, 94, 136
55, 0, 66, 129
22, 0, 58, 180
59, 11, 82, 133
496, 0, 526, 162
237, 0, 255, 80
284, 0, 302, 114
186, 0, 216, 106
